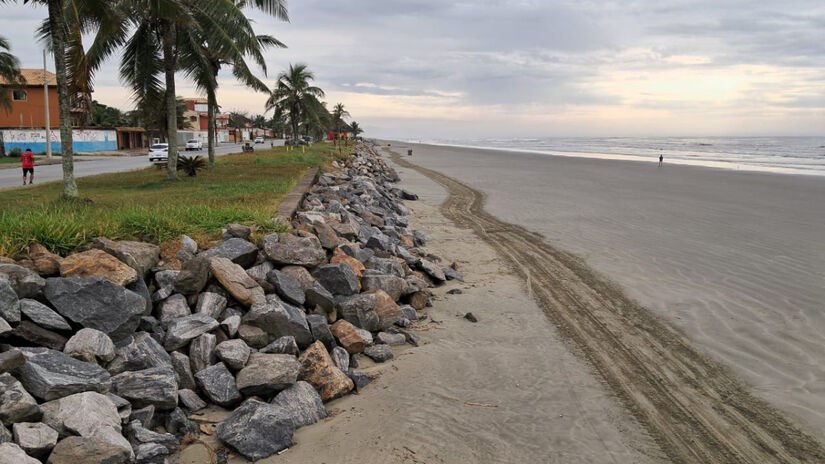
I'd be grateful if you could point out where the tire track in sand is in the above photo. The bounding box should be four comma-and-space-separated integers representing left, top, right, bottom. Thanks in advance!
388, 150, 825, 464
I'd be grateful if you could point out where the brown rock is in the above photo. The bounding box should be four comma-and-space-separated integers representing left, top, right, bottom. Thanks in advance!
329, 320, 366, 354
330, 250, 365, 278
366, 289, 405, 329
399, 234, 415, 248
298, 341, 353, 401
409, 291, 428, 311
28, 244, 62, 277
59, 250, 138, 286
209, 258, 265, 306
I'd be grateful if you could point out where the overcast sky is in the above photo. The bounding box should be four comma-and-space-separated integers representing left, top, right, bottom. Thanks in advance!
1, 0, 823, 138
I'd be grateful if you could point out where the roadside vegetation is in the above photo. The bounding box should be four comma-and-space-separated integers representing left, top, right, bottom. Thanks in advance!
0, 142, 344, 257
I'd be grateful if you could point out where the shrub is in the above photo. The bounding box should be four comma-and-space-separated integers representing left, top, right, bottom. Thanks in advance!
177, 155, 208, 177
8, 148, 22, 158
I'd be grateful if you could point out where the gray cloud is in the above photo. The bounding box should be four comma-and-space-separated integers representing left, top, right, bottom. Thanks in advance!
1, 0, 823, 136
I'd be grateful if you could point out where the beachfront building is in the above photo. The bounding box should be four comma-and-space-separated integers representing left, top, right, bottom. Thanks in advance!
0, 69, 117, 153
181, 97, 231, 142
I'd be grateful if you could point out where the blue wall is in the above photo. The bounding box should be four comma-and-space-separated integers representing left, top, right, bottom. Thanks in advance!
3, 140, 117, 153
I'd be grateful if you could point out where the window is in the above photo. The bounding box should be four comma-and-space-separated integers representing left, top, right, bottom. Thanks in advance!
12, 90, 26, 101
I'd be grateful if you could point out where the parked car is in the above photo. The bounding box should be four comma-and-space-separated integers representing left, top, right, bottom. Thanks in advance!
284, 138, 296, 146
148, 144, 169, 164
185, 139, 202, 151
254, 136, 264, 144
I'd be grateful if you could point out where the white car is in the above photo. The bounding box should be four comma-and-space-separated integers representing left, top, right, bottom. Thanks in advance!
148, 144, 169, 164
185, 139, 202, 151
254, 136, 264, 144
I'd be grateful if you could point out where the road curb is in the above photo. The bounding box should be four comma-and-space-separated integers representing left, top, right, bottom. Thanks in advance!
275, 167, 319, 220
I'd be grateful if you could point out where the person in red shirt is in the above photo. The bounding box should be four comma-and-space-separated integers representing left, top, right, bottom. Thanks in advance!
21, 148, 34, 185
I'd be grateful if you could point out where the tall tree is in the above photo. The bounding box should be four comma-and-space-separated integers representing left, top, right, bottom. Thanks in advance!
3, 0, 113, 197
0, 36, 24, 112
349, 121, 363, 139
90, 0, 256, 179
192, 0, 287, 167
266, 63, 325, 141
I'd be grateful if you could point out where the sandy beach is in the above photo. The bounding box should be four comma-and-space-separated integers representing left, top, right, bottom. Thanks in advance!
388, 142, 825, 442
176, 154, 667, 463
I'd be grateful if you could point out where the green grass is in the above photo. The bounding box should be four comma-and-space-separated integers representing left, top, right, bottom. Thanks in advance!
0, 143, 343, 257
0, 156, 25, 164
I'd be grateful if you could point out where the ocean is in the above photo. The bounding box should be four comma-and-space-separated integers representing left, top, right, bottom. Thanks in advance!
419, 137, 825, 176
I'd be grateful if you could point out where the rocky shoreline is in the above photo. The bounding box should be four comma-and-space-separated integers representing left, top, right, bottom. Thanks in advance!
0, 143, 461, 463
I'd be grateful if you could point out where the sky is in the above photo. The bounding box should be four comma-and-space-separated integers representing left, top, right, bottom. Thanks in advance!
1, 0, 823, 139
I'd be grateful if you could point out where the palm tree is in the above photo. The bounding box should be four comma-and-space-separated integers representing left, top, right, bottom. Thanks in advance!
1, 0, 113, 198
0, 36, 24, 112
90, 0, 255, 180
266, 63, 325, 141
349, 121, 363, 140
196, 0, 287, 167
331, 102, 349, 145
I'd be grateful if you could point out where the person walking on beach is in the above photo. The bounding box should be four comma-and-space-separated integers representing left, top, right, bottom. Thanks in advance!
658, 154, 664, 167
21, 148, 34, 185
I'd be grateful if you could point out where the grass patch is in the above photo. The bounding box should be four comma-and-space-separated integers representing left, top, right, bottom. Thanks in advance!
0, 142, 346, 257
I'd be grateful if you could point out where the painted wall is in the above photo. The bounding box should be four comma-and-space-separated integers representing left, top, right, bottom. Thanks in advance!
0, 86, 60, 129
0, 129, 117, 153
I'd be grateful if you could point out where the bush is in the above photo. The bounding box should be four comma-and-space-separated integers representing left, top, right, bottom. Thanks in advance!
177, 155, 208, 177
8, 148, 22, 158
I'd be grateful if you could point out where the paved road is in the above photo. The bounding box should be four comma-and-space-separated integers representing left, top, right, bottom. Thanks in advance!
0, 142, 280, 190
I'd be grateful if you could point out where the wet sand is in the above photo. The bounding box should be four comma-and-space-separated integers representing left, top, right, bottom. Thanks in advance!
176, 155, 666, 464
390, 142, 825, 440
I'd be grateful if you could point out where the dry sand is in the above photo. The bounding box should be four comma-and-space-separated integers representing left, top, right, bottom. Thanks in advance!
386, 143, 825, 443
175, 154, 666, 464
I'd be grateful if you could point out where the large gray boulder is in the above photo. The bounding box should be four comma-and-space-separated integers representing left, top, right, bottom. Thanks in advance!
199, 238, 258, 268
151, 270, 179, 302
195, 292, 227, 320
312, 263, 360, 296
266, 269, 305, 306
157, 294, 191, 327
40, 391, 121, 437
271, 381, 327, 428
91, 237, 160, 276
305, 282, 335, 314
259, 336, 299, 356
364, 344, 393, 363
44, 277, 145, 342
216, 399, 295, 461
307, 314, 336, 351
8, 321, 67, 350
417, 258, 447, 282
163, 313, 219, 351
0, 373, 40, 426
215, 339, 250, 370
242, 295, 312, 348
0, 442, 41, 464
0, 279, 20, 323
172, 255, 210, 295
63, 328, 116, 365
169, 352, 196, 391
0, 349, 24, 374
0, 263, 45, 298
188, 333, 216, 374
177, 389, 206, 412
111, 367, 177, 410
194, 363, 241, 408
13, 422, 58, 457
16, 348, 111, 401
263, 233, 326, 267
125, 420, 178, 451
235, 353, 301, 396
47, 436, 131, 464
335, 294, 380, 331
108, 332, 171, 374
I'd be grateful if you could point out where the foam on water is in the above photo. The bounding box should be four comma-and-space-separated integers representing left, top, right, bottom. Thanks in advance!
417, 137, 825, 176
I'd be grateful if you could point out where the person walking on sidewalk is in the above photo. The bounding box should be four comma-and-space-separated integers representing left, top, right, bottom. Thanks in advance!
21, 148, 34, 185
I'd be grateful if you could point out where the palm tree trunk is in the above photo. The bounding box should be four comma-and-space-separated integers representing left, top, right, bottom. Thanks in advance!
291, 110, 298, 141
47, 0, 78, 198
162, 22, 178, 180
207, 91, 216, 168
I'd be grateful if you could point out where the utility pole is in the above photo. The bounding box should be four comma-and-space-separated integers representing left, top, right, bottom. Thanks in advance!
43, 49, 52, 159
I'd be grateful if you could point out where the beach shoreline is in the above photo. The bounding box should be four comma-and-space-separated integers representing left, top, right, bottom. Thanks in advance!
384, 141, 825, 443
